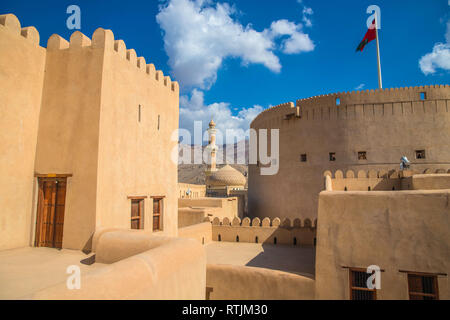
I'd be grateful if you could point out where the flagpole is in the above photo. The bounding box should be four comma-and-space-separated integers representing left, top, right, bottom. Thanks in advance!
374, 14, 383, 89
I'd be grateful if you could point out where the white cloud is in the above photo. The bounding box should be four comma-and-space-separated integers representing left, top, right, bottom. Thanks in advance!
419, 20, 450, 75
156, 0, 314, 89
179, 89, 265, 142
355, 83, 365, 90
302, 6, 313, 27
269, 19, 315, 54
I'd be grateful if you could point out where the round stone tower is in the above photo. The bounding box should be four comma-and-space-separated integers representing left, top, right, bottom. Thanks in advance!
249, 85, 450, 222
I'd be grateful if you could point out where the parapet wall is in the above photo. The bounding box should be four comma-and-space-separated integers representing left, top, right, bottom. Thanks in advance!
178, 183, 207, 199
31, 230, 206, 300
178, 222, 212, 245
252, 85, 449, 126
0, 14, 46, 250
206, 264, 315, 300
325, 169, 450, 191
211, 216, 316, 246
46, 28, 179, 95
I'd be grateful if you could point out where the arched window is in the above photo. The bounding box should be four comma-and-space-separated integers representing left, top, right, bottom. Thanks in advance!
293, 237, 297, 246
368, 186, 371, 191
274, 237, 277, 245
255, 236, 259, 243
218, 234, 221, 242
236, 235, 239, 242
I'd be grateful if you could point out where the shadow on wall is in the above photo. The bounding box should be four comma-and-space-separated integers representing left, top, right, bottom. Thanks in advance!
212, 216, 317, 246
245, 244, 316, 278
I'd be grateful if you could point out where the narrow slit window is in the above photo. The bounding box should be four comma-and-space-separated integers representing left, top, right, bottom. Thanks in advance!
349, 269, 377, 300
358, 151, 367, 160
157, 115, 160, 130
152, 197, 163, 231
130, 199, 144, 230
415, 150, 426, 159
336, 97, 341, 106
408, 273, 439, 300
329, 152, 336, 161
138, 105, 141, 122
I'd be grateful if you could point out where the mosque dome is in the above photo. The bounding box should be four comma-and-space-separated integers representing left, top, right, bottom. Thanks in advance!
207, 165, 246, 187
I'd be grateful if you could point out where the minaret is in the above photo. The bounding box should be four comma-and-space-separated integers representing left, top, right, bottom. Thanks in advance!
206, 118, 218, 177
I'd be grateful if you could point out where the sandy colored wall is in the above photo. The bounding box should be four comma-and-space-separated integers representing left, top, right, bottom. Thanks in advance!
178, 183, 206, 199
179, 197, 239, 220
206, 264, 315, 300
34, 32, 105, 250
95, 29, 179, 237
30, 230, 206, 300
249, 86, 450, 222
178, 222, 212, 245
402, 173, 450, 190
315, 190, 450, 300
0, 15, 46, 250
178, 207, 208, 228
328, 169, 450, 192
212, 216, 316, 246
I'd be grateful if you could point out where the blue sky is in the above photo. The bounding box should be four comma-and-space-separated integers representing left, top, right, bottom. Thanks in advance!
2, 0, 449, 138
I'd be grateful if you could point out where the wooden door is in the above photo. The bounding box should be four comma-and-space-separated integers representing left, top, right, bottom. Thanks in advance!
35, 178, 67, 248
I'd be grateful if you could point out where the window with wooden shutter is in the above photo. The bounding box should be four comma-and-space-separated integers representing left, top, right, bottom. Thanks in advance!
408, 273, 439, 300
349, 268, 377, 300
130, 199, 144, 230
152, 197, 163, 231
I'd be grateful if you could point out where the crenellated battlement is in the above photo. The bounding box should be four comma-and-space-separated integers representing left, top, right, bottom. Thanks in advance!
209, 216, 317, 246
251, 85, 450, 127
210, 216, 316, 229
0, 13, 40, 45
45, 27, 179, 94
324, 168, 450, 180
1, 13, 179, 94
323, 168, 450, 191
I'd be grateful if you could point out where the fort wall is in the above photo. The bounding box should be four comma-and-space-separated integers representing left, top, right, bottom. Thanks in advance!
30, 230, 206, 299
315, 189, 450, 299
178, 183, 207, 199
206, 264, 315, 300
249, 86, 450, 221
211, 216, 316, 246
94, 28, 179, 238
325, 169, 450, 191
0, 13, 180, 251
178, 222, 212, 245
34, 30, 106, 250
0, 14, 46, 250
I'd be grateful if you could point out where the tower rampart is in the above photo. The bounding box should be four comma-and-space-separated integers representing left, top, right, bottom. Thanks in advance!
249, 86, 450, 221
